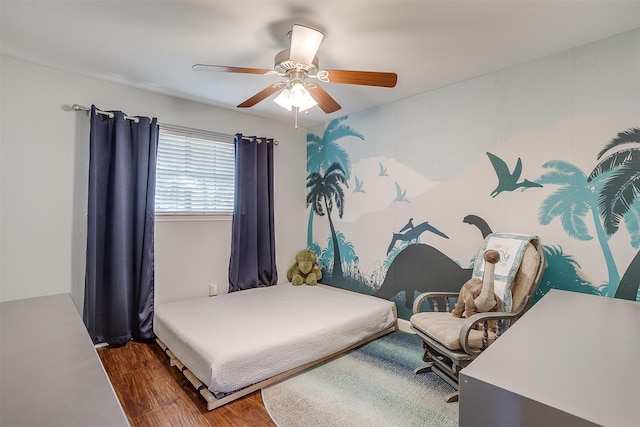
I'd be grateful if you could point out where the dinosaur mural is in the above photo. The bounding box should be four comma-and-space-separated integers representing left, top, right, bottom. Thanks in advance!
308, 114, 640, 328
462, 214, 493, 239
374, 216, 490, 309
374, 244, 473, 309
386, 220, 449, 254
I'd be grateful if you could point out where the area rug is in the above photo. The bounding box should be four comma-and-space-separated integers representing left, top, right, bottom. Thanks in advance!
262, 332, 458, 427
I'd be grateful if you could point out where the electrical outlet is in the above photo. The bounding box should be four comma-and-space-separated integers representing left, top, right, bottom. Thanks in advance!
208, 283, 218, 296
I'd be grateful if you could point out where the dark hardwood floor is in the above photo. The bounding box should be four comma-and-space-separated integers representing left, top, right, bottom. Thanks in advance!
97, 341, 277, 427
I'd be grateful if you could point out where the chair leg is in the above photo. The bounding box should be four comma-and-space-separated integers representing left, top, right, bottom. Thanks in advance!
420, 342, 430, 363
414, 341, 461, 403
431, 365, 460, 403
414, 363, 434, 375
416, 344, 438, 374
444, 391, 459, 403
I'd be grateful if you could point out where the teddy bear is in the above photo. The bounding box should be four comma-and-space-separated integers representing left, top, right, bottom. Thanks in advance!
287, 249, 322, 286
451, 249, 500, 332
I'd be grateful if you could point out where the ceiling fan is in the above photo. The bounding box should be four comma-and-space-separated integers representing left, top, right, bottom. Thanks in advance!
193, 24, 398, 117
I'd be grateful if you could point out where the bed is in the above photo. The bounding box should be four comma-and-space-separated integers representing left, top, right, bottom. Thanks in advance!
154, 283, 397, 410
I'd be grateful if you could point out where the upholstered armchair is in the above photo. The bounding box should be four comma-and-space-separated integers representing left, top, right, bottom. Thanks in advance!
410, 233, 546, 402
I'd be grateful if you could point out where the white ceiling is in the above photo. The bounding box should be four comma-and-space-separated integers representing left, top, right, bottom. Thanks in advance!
2, 1, 639, 128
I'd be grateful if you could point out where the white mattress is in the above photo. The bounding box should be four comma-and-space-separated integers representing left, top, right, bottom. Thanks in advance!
154, 284, 396, 394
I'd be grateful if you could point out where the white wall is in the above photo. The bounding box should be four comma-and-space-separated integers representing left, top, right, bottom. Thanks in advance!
0, 56, 307, 312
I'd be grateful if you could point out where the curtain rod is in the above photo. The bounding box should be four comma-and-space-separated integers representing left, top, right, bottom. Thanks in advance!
72, 104, 278, 145
241, 135, 279, 145
72, 104, 139, 123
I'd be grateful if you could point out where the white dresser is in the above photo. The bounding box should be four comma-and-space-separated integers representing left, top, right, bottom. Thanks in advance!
1, 293, 129, 426
459, 289, 640, 426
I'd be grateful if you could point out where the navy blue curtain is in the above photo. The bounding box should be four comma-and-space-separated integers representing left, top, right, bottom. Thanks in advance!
229, 134, 278, 292
84, 105, 158, 346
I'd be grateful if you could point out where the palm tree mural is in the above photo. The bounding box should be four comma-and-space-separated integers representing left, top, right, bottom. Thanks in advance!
534, 245, 602, 303
306, 117, 363, 248
588, 128, 640, 300
319, 231, 358, 274
307, 162, 348, 283
537, 160, 619, 294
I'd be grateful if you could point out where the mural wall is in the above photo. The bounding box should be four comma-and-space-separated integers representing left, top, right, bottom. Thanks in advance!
306, 29, 640, 320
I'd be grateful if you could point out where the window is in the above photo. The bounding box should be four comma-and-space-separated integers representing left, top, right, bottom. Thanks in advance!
155, 124, 235, 216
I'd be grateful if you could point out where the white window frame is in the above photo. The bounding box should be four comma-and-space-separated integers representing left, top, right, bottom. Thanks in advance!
155, 124, 235, 220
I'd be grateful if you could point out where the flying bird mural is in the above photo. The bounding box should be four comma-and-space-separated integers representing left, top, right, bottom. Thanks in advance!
394, 182, 409, 203
378, 162, 389, 176
487, 152, 542, 197
353, 175, 365, 193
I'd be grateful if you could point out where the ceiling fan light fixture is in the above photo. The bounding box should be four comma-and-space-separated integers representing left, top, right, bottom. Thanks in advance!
297, 92, 318, 112
274, 82, 317, 113
290, 82, 308, 106
273, 88, 293, 111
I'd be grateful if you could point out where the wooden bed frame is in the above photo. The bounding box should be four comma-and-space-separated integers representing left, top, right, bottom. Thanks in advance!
156, 324, 397, 411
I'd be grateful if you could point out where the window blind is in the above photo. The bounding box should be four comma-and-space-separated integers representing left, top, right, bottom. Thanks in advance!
155, 125, 235, 215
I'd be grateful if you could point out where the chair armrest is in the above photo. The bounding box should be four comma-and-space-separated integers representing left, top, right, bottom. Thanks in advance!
413, 291, 460, 314
459, 296, 531, 355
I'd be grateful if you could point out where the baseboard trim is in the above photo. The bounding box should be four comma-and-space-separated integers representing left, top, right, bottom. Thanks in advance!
397, 318, 414, 333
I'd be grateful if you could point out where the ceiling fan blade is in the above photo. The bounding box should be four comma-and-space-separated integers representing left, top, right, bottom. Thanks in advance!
289, 25, 323, 65
306, 84, 341, 114
324, 70, 398, 88
237, 83, 284, 108
193, 64, 273, 75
